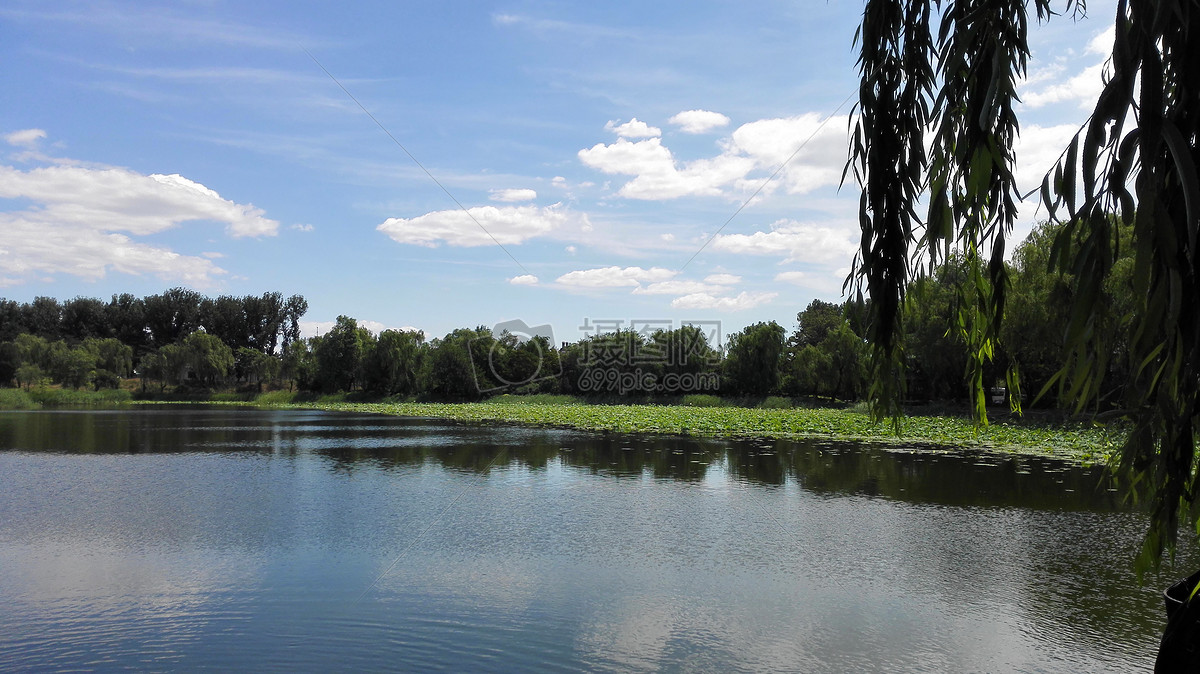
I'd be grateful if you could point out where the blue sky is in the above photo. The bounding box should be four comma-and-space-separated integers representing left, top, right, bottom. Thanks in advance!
0, 0, 1117, 345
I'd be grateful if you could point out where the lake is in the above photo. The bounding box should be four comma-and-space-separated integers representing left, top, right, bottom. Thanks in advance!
0, 407, 1192, 672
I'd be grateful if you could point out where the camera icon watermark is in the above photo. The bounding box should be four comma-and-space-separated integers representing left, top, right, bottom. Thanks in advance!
468, 319, 563, 394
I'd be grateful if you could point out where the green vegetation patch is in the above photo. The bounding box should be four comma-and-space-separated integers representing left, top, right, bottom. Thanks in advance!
0, 388, 38, 410
259, 398, 1121, 464
0, 387, 133, 409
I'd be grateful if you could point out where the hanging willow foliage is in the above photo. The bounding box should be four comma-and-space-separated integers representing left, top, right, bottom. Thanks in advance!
850, 0, 1200, 569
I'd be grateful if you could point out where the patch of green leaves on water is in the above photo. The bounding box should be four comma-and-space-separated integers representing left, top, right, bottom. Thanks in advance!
260, 398, 1122, 464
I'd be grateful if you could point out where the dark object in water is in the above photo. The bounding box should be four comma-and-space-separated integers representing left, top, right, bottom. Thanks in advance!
1156, 569, 1200, 672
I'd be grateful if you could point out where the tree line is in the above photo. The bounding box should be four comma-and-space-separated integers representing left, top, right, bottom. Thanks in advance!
0, 220, 1128, 405
0, 290, 307, 393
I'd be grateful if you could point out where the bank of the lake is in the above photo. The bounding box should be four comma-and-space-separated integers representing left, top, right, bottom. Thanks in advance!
250, 398, 1121, 464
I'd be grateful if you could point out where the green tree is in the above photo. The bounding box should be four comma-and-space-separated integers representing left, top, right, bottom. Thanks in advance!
15, 363, 45, 390
139, 350, 170, 392
819, 323, 868, 401
420, 333, 479, 400
281, 295, 308, 351
652, 324, 720, 381
364, 329, 425, 397
243, 292, 286, 354
236, 347, 281, 391
0, 300, 26, 341
723, 322, 786, 396
0, 341, 18, 386
144, 288, 203, 348
22, 296, 62, 339
314, 316, 367, 392
82, 337, 134, 378
784, 306, 867, 401
486, 332, 560, 394
181, 331, 234, 387
791, 300, 845, 349
282, 339, 317, 391
60, 296, 112, 340
902, 259, 971, 402
13, 334, 49, 371
106, 293, 148, 357
787, 345, 831, 398
851, 0, 1200, 568
56, 346, 95, 390
200, 295, 251, 351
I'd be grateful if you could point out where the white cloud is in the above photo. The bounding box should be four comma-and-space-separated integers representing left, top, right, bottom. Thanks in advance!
0, 165, 279, 237
704, 273, 741, 285
1022, 28, 1112, 110
668, 110, 730, 134
670, 291, 777, 311
509, 274, 539, 285
774, 269, 849, 296
724, 113, 849, 194
605, 118, 661, 139
578, 113, 849, 200
1012, 123, 1081, 196
565, 245, 577, 255
378, 203, 582, 247
710, 219, 857, 264
4, 129, 47, 147
0, 212, 225, 285
631, 279, 722, 295
555, 266, 676, 288
774, 271, 811, 285
291, 223, 314, 232
1022, 62, 1105, 109
578, 137, 754, 200
1086, 25, 1115, 56
0, 160, 280, 286
489, 188, 538, 202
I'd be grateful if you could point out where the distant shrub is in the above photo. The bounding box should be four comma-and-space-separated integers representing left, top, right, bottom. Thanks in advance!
0, 388, 38, 409
255, 390, 298, 405
26, 387, 131, 407
847, 401, 872, 415
680, 394, 727, 407
758, 396, 793, 410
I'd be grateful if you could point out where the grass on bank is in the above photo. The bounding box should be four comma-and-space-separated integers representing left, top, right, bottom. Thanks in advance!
0, 387, 133, 409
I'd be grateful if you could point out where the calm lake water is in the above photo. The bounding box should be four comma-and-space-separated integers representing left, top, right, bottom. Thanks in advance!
0, 407, 1193, 672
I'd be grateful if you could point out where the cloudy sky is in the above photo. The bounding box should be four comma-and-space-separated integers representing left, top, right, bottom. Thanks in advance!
0, 0, 1117, 343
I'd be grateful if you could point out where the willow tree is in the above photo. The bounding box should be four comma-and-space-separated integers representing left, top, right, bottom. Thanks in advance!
849, 0, 1200, 569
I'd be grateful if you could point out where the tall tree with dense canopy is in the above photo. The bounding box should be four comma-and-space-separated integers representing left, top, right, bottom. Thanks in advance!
314, 316, 368, 393
182, 331, 234, 387
723, 321, 786, 396
364, 329, 425, 397
144, 288, 203, 348
849, 0, 1200, 576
